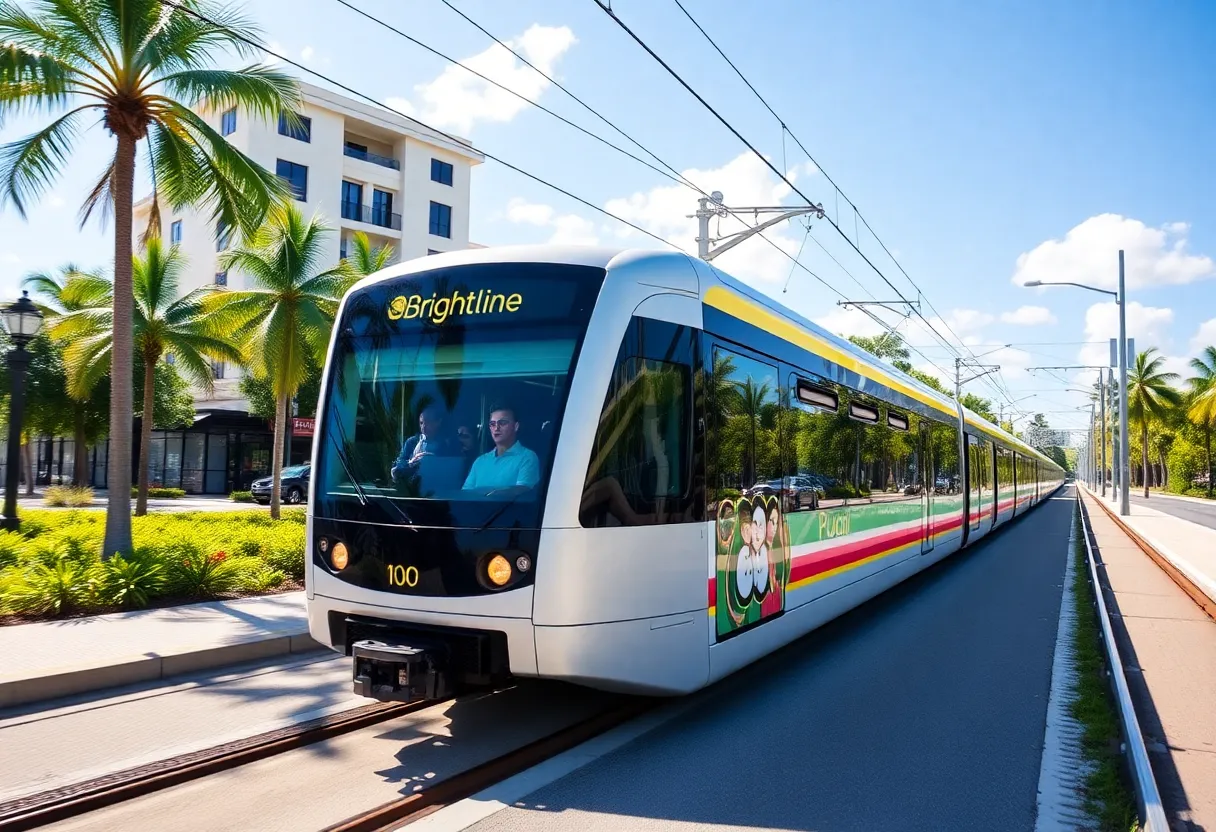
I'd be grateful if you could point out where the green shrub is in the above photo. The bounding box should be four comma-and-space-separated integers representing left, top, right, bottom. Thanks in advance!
229, 491, 254, 502
97, 552, 165, 609
0, 530, 27, 569
131, 487, 186, 499
227, 555, 287, 593
44, 485, 95, 507
0, 559, 93, 615
257, 525, 305, 580
164, 544, 243, 598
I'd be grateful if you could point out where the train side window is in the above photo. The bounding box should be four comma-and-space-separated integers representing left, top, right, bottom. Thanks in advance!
707, 346, 782, 514
579, 317, 696, 528
928, 418, 962, 496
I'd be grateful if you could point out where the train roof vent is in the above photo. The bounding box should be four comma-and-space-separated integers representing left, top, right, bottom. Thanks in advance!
848, 401, 879, 424
796, 380, 838, 411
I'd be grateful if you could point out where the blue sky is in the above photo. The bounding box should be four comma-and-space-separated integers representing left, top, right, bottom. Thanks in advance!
2, 0, 1214, 436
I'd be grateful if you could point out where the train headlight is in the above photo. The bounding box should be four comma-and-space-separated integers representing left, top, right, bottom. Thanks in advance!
330, 541, 349, 570
486, 554, 512, 587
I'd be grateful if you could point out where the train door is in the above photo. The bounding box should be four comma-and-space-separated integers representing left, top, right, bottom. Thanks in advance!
990, 442, 999, 529
967, 434, 982, 536
920, 420, 935, 554
1011, 453, 1020, 516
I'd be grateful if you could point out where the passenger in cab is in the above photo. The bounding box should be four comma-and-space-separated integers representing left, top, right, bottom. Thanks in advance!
462, 403, 540, 490
391, 405, 456, 482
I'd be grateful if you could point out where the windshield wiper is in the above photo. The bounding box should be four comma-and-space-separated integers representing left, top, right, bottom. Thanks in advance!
326, 405, 418, 529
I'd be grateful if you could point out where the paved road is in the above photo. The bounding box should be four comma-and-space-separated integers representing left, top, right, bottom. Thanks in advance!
463, 491, 1077, 832
1129, 492, 1216, 531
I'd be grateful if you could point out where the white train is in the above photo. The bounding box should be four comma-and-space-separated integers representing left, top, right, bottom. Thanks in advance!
305, 246, 1063, 701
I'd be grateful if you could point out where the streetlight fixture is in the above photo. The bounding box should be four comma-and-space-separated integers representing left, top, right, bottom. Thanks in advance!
1022, 250, 1130, 516
2, 291, 45, 531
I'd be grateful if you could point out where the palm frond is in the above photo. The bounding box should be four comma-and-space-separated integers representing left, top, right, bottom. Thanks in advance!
78, 148, 117, 229
138, 0, 268, 72
158, 65, 300, 122
0, 43, 75, 123
0, 105, 89, 216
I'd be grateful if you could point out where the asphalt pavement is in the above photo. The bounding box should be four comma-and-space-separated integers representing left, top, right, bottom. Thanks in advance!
1129, 491, 1216, 530
461, 490, 1077, 832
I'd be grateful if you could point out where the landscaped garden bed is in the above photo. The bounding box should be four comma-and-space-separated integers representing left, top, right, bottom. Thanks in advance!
0, 509, 306, 624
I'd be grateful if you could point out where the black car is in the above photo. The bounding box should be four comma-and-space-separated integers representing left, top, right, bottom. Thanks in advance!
251, 464, 310, 505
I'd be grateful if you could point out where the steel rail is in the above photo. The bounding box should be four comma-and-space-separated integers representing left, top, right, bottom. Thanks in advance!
321, 697, 656, 832
1076, 492, 1170, 832
0, 700, 426, 831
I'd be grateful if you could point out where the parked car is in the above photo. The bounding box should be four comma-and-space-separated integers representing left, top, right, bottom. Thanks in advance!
251, 464, 310, 505
746, 475, 822, 511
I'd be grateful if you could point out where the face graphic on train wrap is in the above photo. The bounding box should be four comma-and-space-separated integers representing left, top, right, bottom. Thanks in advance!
717, 493, 788, 638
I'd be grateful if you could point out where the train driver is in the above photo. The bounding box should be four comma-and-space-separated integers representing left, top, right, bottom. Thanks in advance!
461, 402, 540, 491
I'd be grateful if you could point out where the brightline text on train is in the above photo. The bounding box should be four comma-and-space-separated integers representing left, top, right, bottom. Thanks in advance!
387, 290, 524, 324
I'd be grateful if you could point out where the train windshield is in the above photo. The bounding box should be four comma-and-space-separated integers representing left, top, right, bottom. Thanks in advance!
314, 261, 605, 529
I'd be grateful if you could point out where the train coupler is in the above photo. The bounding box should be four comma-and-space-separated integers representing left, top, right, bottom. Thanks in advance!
351, 639, 451, 702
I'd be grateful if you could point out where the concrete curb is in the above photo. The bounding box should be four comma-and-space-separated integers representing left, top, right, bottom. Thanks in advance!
0, 631, 320, 710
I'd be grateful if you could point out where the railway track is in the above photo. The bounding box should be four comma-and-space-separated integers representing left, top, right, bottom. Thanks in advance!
320, 697, 655, 832
0, 700, 424, 831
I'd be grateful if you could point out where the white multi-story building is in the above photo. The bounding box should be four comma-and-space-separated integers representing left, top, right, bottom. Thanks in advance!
134, 79, 484, 411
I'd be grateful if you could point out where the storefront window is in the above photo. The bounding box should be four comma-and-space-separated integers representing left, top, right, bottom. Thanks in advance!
183, 434, 205, 493
163, 432, 184, 488
206, 434, 229, 494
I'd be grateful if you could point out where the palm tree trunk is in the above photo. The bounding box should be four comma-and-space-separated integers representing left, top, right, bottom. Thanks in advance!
135, 356, 156, 517
271, 391, 287, 520
1141, 420, 1150, 498
73, 407, 88, 487
102, 134, 137, 559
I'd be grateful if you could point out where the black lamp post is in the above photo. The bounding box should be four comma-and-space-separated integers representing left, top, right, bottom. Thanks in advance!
3, 291, 45, 531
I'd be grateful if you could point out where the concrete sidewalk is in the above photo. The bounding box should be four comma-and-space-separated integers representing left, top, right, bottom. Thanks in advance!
1079, 489, 1216, 829
1083, 484, 1216, 608
0, 592, 318, 710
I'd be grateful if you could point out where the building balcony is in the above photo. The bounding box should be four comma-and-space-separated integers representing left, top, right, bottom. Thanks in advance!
343, 144, 400, 170
340, 200, 402, 231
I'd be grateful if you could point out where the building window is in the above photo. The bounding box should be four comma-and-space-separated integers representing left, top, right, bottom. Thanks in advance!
339, 237, 348, 260
214, 271, 228, 286
211, 360, 225, 380
276, 159, 308, 201
372, 189, 393, 228
220, 107, 237, 136
427, 249, 440, 255
170, 220, 182, 244
216, 219, 232, 251
429, 201, 451, 238
340, 180, 362, 221
431, 158, 453, 186
277, 111, 311, 142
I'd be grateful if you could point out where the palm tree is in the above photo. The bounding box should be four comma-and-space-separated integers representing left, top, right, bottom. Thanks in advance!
1188, 346, 1216, 498
52, 238, 243, 515
1, 0, 300, 556
214, 204, 343, 518
1127, 348, 1182, 498
23, 265, 111, 485
338, 232, 395, 296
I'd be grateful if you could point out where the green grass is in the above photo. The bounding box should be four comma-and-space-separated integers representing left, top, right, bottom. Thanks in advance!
1071, 504, 1140, 831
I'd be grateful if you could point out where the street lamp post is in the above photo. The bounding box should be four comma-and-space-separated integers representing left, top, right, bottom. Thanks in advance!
1023, 249, 1130, 516
2, 291, 45, 531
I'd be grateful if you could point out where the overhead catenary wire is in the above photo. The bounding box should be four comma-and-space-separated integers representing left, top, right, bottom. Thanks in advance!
591, 1, 1007, 400
155, 0, 674, 251
657, 0, 1025, 407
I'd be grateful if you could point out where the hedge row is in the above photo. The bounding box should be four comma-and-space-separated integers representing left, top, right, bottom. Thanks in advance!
0, 509, 306, 620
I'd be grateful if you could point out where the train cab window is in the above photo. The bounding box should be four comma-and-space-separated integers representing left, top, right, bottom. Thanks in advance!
579, 318, 697, 528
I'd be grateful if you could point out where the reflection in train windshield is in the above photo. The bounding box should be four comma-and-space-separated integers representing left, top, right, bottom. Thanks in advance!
314, 262, 604, 526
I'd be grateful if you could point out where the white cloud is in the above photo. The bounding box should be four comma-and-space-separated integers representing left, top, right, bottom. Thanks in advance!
812, 306, 890, 338
1078, 300, 1174, 370
1191, 318, 1216, 354
0, 253, 20, 264
1012, 214, 1215, 291
401, 25, 576, 134
1000, 305, 1056, 326
604, 151, 817, 286
46, 193, 66, 209
937, 308, 994, 334
300, 45, 314, 60
505, 198, 599, 246
265, 41, 284, 64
